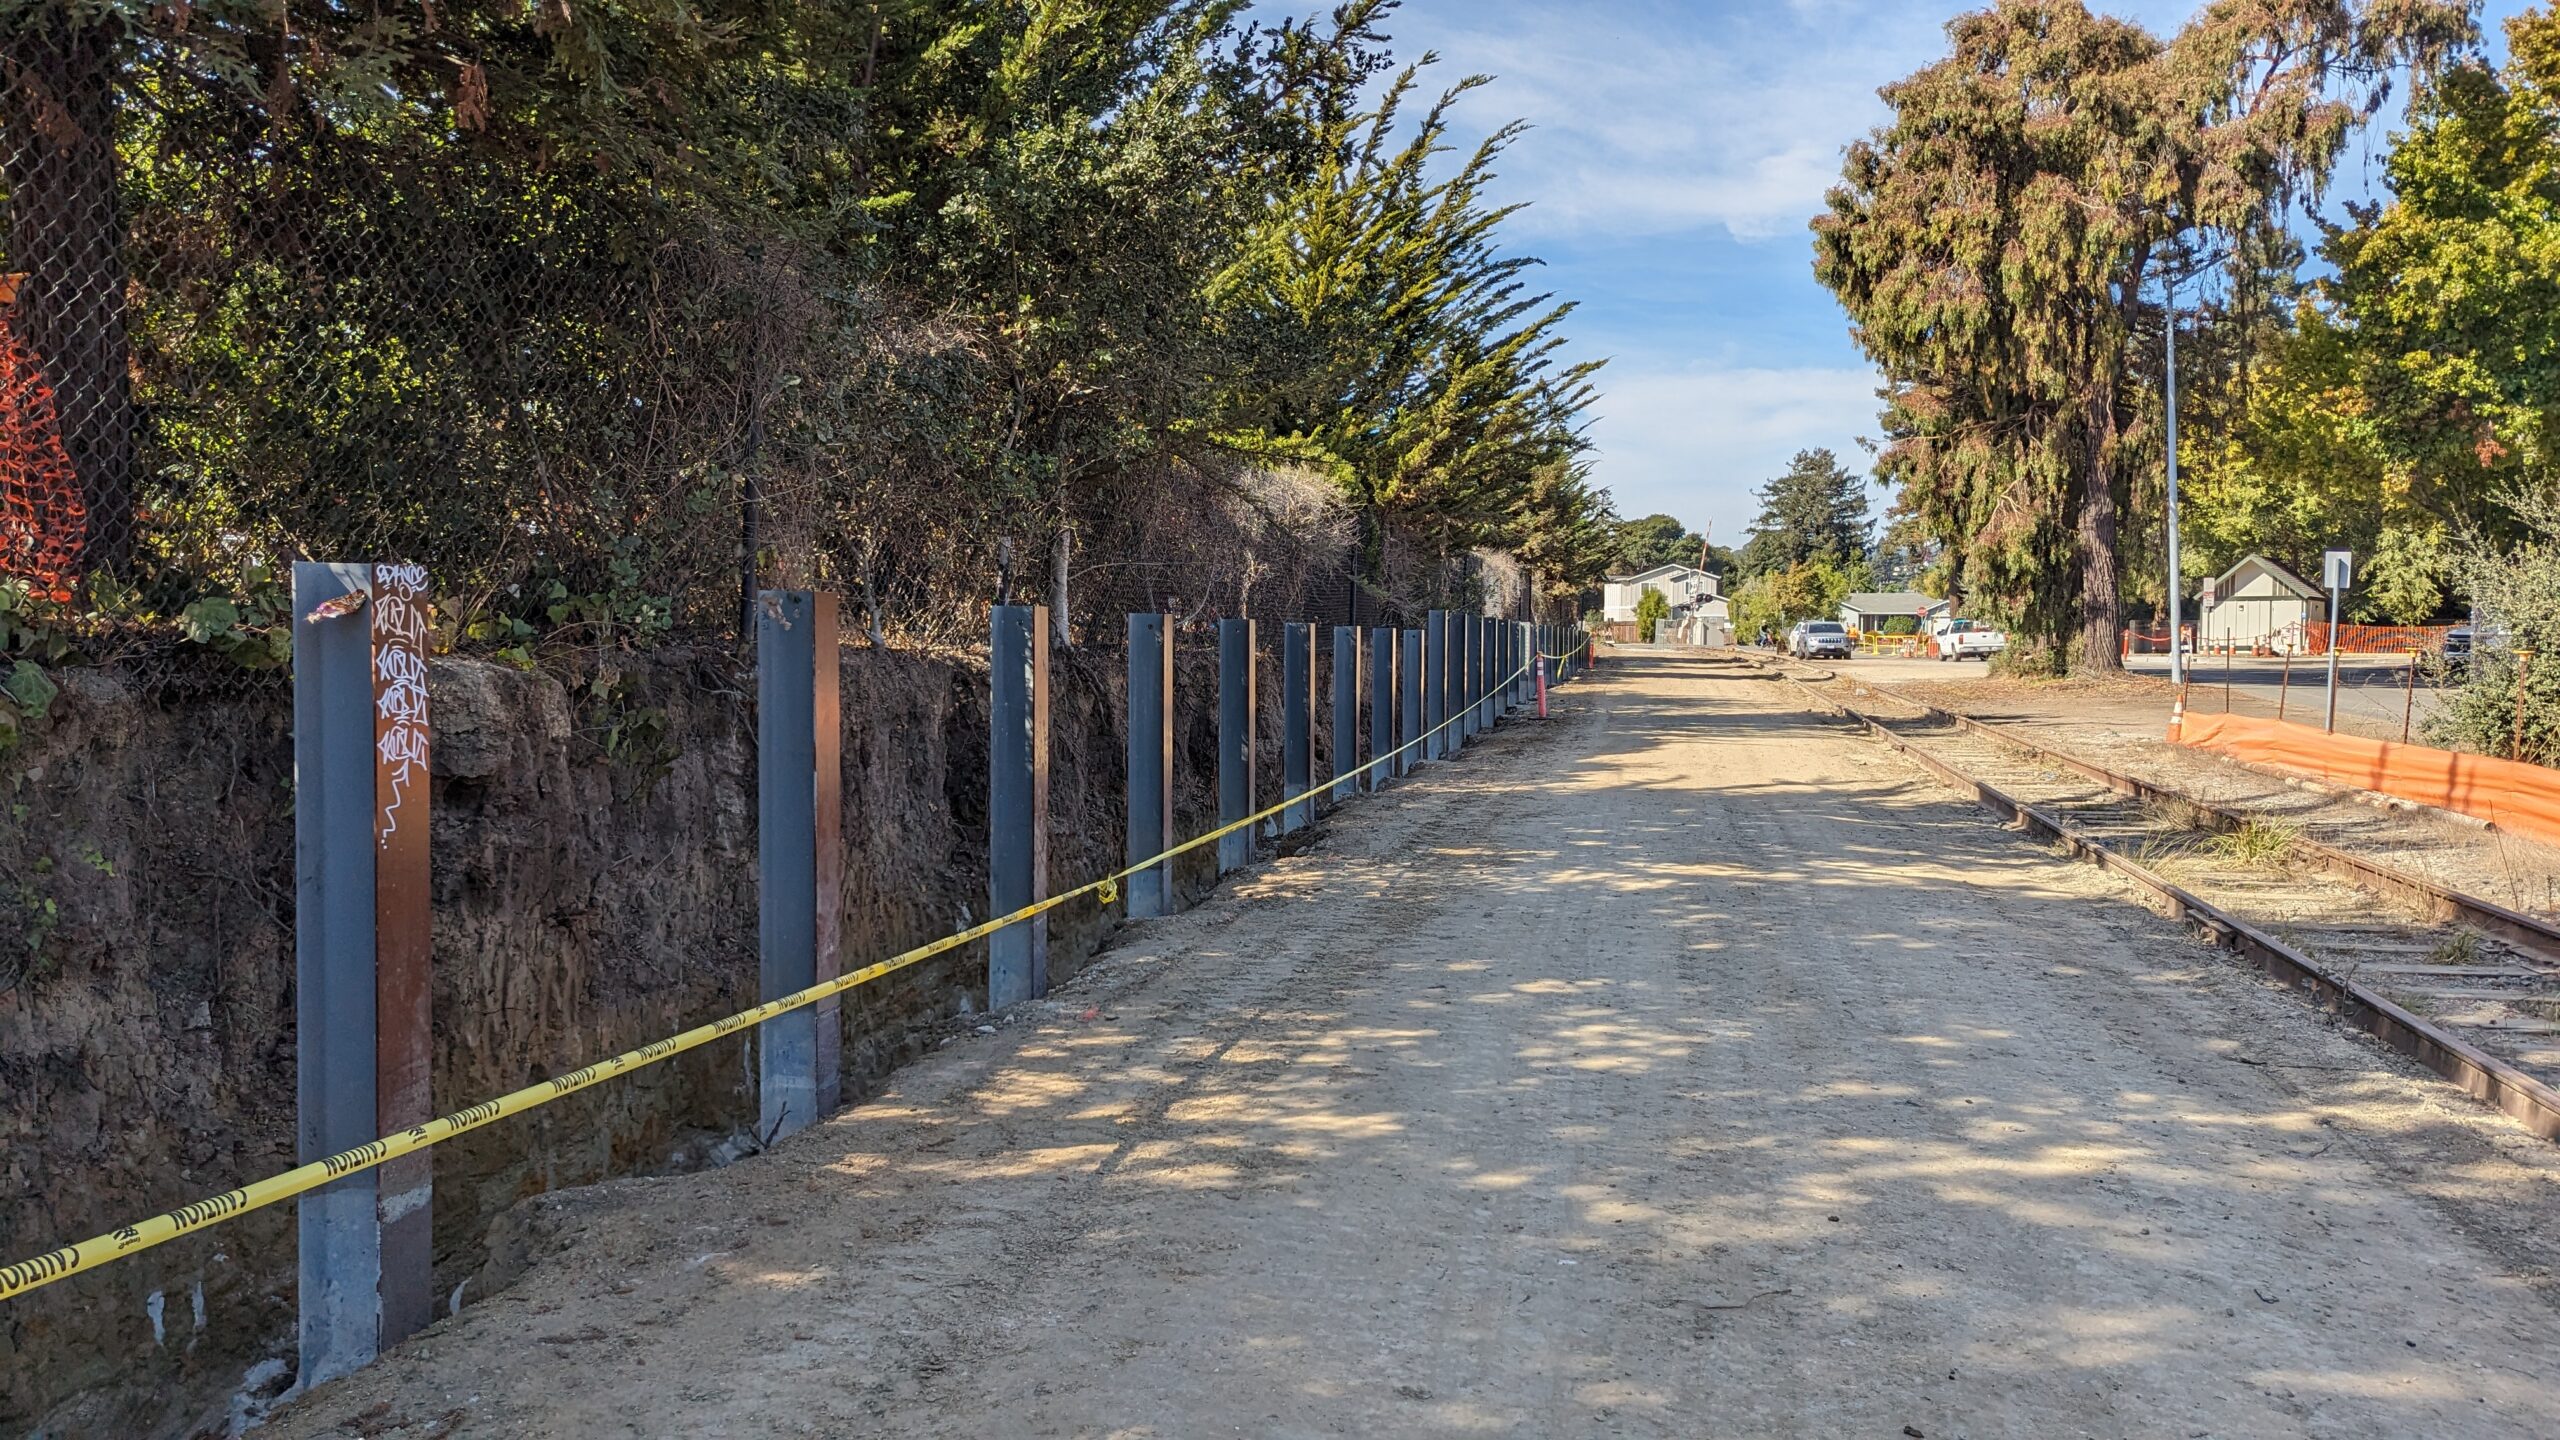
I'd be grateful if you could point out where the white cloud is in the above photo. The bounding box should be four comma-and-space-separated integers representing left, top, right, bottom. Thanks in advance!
1245, 0, 2223, 531
1377, 0, 2208, 242
1392, 15, 1905, 241
1584, 365, 1887, 541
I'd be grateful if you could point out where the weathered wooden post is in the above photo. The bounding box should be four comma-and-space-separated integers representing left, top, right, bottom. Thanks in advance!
2517, 649, 2538, 760
1424, 610, 1448, 760
1218, 618, 1256, 873
2403, 647, 2421, 746
988, 603, 1051, 1009
1125, 614, 1174, 919
1368, 626, 1395, 792
1332, 625, 1360, 802
292, 561, 433, 1385
1283, 622, 1313, 833
759, 590, 845, 1144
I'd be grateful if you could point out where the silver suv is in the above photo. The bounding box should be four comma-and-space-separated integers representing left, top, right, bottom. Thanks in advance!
1788, 620, 1852, 659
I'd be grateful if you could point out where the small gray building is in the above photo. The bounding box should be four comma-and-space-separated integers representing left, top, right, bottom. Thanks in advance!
1838, 590, 1939, 632
2197, 554, 2320, 654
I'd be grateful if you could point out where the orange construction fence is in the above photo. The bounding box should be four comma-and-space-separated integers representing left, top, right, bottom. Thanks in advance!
2305, 623, 2454, 656
0, 289, 87, 600
2122, 625, 2179, 656
2170, 710, 2560, 849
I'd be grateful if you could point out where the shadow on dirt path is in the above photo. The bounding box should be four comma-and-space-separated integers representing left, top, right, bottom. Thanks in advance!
270, 651, 2560, 1439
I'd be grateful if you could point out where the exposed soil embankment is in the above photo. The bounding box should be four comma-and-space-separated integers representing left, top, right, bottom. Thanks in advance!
2, 635, 1292, 1437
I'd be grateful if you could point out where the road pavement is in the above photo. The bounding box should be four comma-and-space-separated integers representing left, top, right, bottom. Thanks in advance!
2125, 651, 2444, 738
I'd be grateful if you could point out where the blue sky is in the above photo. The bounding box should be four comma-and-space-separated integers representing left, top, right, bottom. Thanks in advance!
1293, 0, 2533, 548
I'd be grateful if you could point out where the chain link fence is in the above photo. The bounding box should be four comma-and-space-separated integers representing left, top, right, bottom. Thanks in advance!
0, 15, 1536, 1432
15, 20, 892, 690
0, 19, 1503, 708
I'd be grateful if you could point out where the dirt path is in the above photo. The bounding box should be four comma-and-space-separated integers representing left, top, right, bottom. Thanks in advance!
273, 653, 2560, 1439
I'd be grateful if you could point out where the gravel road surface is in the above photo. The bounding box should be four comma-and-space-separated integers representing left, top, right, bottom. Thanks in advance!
270, 652, 2560, 1439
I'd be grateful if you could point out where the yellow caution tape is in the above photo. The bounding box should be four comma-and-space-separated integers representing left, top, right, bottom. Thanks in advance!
2, 646, 1577, 1303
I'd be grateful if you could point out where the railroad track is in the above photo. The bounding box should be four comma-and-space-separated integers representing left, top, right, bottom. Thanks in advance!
1748, 654, 2560, 1140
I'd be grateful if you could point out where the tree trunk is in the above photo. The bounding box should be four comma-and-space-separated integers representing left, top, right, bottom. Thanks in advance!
2074, 390, 2123, 674
0, 15, 135, 576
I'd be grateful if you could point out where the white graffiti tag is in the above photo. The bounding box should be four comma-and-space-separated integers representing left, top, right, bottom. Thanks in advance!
372, 563, 430, 847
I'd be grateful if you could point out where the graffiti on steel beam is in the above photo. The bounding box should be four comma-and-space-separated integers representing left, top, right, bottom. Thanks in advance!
372, 562, 431, 847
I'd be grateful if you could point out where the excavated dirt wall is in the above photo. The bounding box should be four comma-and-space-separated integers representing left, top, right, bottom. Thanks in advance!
2, 634, 1290, 1438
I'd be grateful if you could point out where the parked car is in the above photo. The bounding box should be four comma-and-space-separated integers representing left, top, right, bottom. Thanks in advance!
1928, 616, 2008, 662
1788, 620, 1852, 660
2445, 625, 2474, 674
2444, 622, 2507, 676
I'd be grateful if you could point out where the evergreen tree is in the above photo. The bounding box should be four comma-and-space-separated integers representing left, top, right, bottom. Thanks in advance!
1813, 0, 2468, 671
7, 0, 1622, 637
1510, 459, 1622, 616
1871, 499, 1940, 593
1743, 449, 1869, 575
1211, 54, 1604, 585
1610, 513, 1706, 573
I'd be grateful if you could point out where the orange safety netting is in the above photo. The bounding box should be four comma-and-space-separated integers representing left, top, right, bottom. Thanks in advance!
0, 302, 86, 601
2305, 623, 2454, 656
2171, 710, 2560, 849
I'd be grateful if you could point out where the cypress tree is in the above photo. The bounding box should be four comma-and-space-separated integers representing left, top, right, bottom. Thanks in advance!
1813, 0, 2467, 671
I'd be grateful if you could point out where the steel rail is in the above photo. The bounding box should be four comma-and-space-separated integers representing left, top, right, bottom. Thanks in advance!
1772, 658, 2560, 965
1754, 657, 2560, 1141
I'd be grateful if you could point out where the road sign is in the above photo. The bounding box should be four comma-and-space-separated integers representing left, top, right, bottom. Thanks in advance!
2199, 576, 2219, 608
2322, 549, 2350, 733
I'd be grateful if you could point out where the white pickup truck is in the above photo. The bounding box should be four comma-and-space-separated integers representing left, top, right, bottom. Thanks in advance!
1927, 616, 2007, 662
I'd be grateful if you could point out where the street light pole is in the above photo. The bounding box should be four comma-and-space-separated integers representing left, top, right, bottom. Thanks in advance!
2165, 280, 2185, 687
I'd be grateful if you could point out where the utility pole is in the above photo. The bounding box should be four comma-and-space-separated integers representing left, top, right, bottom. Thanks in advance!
2165, 280, 2185, 687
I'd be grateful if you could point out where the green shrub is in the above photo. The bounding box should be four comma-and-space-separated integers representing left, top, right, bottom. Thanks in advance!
1635, 586, 1671, 643
2429, 488, 2560, 762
